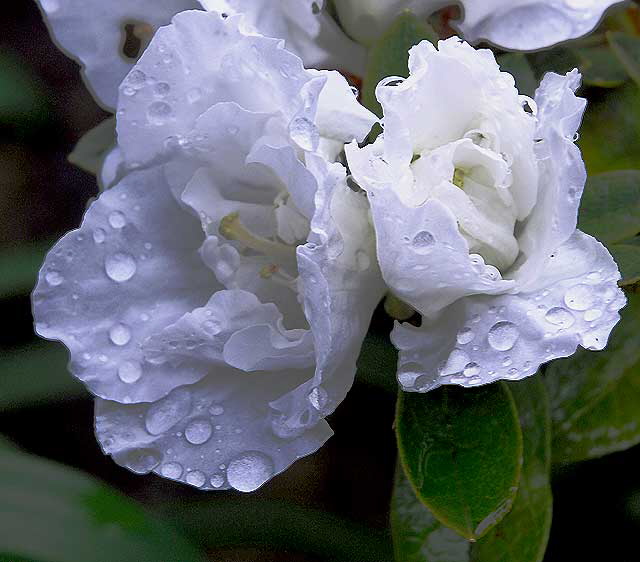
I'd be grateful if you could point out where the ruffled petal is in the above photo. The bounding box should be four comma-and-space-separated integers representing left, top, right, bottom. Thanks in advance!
512, 70, 587, 289
269, 155, 386, 435
201, 0, 367, 75
94, 365, 332, 490
116, 10, 325, 165
32, 166, 217, 403
36, 0, 200, 109
457, 0, 624, 51
393, 231, 625, 392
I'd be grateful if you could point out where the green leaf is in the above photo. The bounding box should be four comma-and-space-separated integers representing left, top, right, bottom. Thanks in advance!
608, 32, 640, 86
0, 53, 49, 130
545, 293, 640, 463
0, 342, 85, 411
573, 45, 629, 88
497, 54, 537, 97
0, 445, 206, 562
0, 238, 58, 299
396, 383, 523, 540
471, 378, 552, 562
355, 332, 398, 393
578, 170, 640, 245
391, 378, 552, 562
610, 243, 640, 285
361, 12, 437, 116
579, 83, 640, 174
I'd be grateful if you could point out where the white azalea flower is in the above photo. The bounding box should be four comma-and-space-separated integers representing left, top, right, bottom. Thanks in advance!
33, 10, 383, 490
335, 0, 624, 49
346, 38, 626, 392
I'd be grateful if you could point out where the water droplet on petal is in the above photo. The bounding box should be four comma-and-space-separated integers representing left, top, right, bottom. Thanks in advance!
545, 307, 575, 328
185, 419, 213, 445
160, 461, 183, 479
564, 284, 593, 311
124, 448, 161, 474
145, 388, 192, 435
411, 231, 435, 252
441, 348, 470, 375
463, 362, 480, 377
45, 271, 64, 286
308, 386, 328, 411
93, 228, 106, 243
147, 101, 173, 125
487, 321, 519, 351
289, 117, 318, 152
584, 309, 602, 321
456, 327, 475, 345
210, 473, 225, 488
209, 404, 224, 416
108, 211, 126, 229
226, 451, 274, 492
105, 253, 137, 282
109, 323, 131, 346
185, 470, 206, 488
118, 361, 142, 383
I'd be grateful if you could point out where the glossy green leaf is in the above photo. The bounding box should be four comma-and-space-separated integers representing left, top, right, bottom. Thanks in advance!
361, 12, 437, 116
471, 378, 552, 562
578, 170, 640, 245
0, 342, 84, 411
391, 379, 551, 561
0, 446, 206, 562
0, 238, 57, 299
573, 45, 628, 88
608, 32, 640, 86
497, 53, 537, 97
396, 383, 522, 540
579, 83, 640, 174
610, 243, 640, 285
545, 294, 640, 463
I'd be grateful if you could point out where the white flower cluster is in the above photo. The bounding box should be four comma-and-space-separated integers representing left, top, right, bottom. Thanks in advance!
34, 0, 625, 490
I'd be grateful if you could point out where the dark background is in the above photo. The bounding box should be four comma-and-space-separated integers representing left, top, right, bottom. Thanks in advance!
1, 3, 640, 561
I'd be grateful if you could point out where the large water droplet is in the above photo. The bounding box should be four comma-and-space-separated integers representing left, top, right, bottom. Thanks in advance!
185, 419, 213, 445
124, 448, 161, 474
108, 211, 126, 229
147, 101, 173, 125
160, 461, 183, 479
109, 323, 131, 346
185, 470, 206, 488
463, 362, 480, 377
564, 284, 594, 311
210, 473, 225, 488
45, 270, 64, 286
145, 388, 192, 435
411, 231, 435, 253
105, 253, 137, 282
441, 348, 470, 376
487, 321, 519, 351
226, 451, 275, 492
545, 307, 575, 328
118, 361, 142, 383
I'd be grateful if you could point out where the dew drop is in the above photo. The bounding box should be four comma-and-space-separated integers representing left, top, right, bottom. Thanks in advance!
209, 404, 224, 416
105, 253, 137, 282
210, 473, 225, 488
124, 448, 161, 474
187, 87, 202, 103
109, 323, 131, 346
154, 81, 170, 96
118, 361, 142, 383
45, 270, 64, 286
564, 284, 593, 311
584, 309, 603, 322
93, 228, 106, 243
185, 470, 206, 488
308, 386, 328, 411
147, 101, 173, 125
487, 321, 519, 351
185, 419, 213, 445
411, 231, 435, 252
289, 117, 319, 152
108, 211, 126, 229
545, 307, 575, 328
226, 451, 275, 492
456, 327, 475, 345
145, 388, 192, 435
160, 461, 183, 479
463, 362, 480, 377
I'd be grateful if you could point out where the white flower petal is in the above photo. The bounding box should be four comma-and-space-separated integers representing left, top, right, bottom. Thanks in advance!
116, 10, 325, 166
33, 166, 217, 403
457, 0, 625, 51
394, 230, 625, 391
94, 367, 332, 490
36, 0, 200, 109
201, 0, 367, 75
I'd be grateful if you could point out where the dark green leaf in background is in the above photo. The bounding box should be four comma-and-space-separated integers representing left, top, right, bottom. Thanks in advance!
497, 53, 537, 98
545, 294, 640, 463
0, 238, 58, 299
361, 12, 438, 117
391, 379, 552, 561
396, 383, 522, 540
573, 45, 628, 88
0, 443, 207, 562
608, 32, 640, 86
